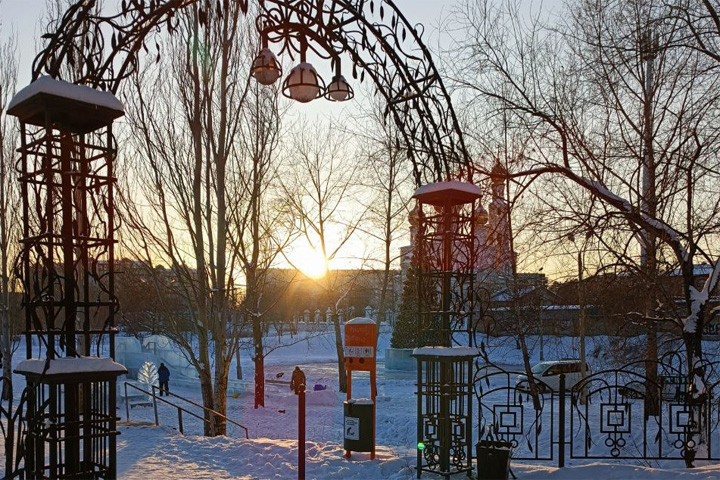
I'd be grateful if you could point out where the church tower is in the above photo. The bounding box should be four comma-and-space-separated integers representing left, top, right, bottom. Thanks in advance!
486, 161, 513, 274
400, 164, 515, 280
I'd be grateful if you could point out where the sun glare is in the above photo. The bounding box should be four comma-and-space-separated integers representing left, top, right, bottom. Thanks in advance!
291, 244, 328, 279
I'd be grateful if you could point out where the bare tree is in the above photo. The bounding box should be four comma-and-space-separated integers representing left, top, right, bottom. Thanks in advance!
448, 0, 720, 464
227, 81, 291, 409
281, 123, 368, 393
668, 0, 720, 64
119, 2, 259, 435
0, 21, 19, 401
350, 98, 414, 331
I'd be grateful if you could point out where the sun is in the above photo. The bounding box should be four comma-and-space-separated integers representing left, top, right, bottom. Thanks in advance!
290, 243, 328, 279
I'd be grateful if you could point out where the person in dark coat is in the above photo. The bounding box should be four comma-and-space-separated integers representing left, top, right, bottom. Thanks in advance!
290, 366, 306, 395
158, 363, 170, 396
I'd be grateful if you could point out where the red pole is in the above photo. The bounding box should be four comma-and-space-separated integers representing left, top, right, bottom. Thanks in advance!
371, 370, 376, 460
298, 383, 306, 480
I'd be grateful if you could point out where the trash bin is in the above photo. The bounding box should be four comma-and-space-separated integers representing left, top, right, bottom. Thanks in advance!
476, 440, 512, 480
343, 398, 374, 452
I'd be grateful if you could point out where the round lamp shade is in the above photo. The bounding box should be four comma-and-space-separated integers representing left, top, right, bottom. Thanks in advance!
282, 62, 324, 103
251, 48, 282, 85
325, 74, 354, 102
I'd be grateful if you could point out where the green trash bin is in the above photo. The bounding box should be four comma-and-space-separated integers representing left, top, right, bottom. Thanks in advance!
476, 440, 512, 480
343, 398, 374, 452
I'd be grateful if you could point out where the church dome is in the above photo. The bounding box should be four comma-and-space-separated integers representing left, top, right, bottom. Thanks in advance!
490, 161, 507, 182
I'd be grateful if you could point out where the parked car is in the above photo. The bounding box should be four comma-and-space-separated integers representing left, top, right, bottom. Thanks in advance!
515, 360, 591, 393
619, 375, 689, 402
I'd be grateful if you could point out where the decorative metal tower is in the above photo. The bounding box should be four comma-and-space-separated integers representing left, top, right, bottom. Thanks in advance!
8, 76, 126, 479
412, 181, 484, 478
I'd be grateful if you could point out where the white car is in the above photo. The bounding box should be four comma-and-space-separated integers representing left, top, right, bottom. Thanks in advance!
515, 360, 590, 393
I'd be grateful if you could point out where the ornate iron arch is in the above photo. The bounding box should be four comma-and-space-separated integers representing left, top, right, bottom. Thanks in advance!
32, 0, 471, 183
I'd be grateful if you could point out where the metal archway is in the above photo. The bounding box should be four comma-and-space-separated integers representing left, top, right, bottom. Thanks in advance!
8, 2, 477, 477
32, 0, 471, 183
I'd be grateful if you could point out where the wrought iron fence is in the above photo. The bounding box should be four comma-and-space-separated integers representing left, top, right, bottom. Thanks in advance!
475, 359, 720, 468
474, 366, 558, 462
1, 376, 30, 480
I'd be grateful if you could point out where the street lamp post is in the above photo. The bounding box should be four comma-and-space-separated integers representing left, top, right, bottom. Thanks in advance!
577, 247, 587, 404
568, 232, 589, 404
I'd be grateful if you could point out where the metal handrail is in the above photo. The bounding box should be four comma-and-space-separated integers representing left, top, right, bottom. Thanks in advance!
150, 385, 249, 439
123, 382, 249, 439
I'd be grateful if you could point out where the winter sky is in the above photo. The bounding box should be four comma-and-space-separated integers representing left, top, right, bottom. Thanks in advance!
0, 0, 565, 275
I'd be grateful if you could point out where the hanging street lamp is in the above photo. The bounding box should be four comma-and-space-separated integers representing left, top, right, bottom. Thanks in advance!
251, 46, 282, 85
251, 13, 353, 104
325, 59, 354, 102
281, 39, 325, 103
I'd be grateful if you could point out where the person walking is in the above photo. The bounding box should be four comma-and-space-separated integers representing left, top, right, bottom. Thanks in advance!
290, 366, 306, 395
158, 362, 170, 396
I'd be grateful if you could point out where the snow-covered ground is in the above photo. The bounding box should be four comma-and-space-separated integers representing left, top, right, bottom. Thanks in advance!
4, 332, 720, 479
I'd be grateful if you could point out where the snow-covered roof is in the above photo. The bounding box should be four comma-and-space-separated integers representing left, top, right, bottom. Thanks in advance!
346, 317, 376, 325
670, 264, 715, 277
413, 180, 482, 206
412, 346, 480, 357
7, 76, 125, 133
15, 356, 128, 377
492, 286, 537, 302
346, 398, 374, 405
9, 76, 124, 113
491, 305, 583, 312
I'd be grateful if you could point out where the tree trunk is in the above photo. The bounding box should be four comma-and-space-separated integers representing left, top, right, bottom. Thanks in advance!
212, 361, 228, 435
235, 343, 243, 380
0, 141, 9, 400
518, 327, 541, 411
0, 306, 10, 400
641, 31, 660, 418
377, 266, 390, 337
0, 206, 9, 400
333, 314, 347, 393
199, 369, 215, 436
682, 264, 709, 467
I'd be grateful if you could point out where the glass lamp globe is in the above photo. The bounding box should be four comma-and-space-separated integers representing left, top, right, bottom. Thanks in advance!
282, 62, 324, 103
251, 48, 282, 85
325, 74, 354, 102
